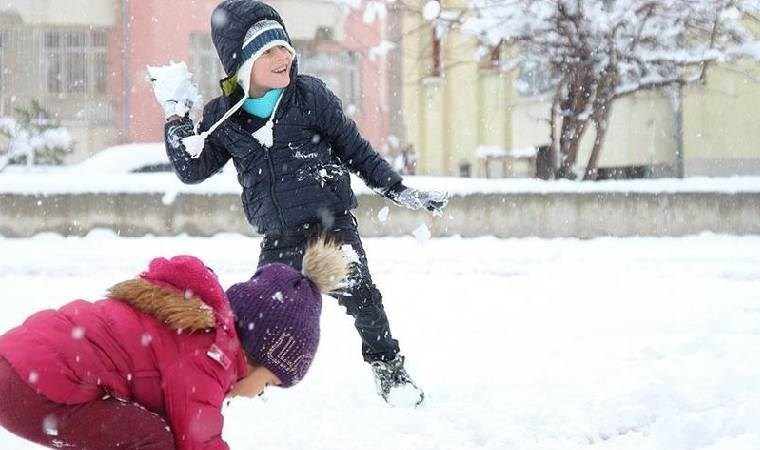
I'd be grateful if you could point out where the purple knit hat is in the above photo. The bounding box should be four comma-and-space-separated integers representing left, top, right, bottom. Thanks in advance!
226, 263, 321, 387
227, 240, 347, 387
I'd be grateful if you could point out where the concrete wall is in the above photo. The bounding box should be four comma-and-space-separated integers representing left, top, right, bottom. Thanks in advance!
1, 192, 758, 238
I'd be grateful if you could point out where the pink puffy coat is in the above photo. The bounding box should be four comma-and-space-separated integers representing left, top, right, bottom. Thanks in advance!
0, 255, 248, 450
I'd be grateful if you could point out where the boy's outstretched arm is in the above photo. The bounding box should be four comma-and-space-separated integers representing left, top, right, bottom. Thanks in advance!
314, 79, 402, 191
314, 80, 448, 215
164, 114, 231, 185
148, 62, 230, 184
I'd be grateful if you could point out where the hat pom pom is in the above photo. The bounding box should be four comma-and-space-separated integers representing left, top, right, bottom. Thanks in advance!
302, 239, 349, 294
181, 134, 206, 158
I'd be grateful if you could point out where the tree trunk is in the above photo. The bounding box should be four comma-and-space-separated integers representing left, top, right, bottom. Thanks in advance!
583, 68, 617, 180
548, 87, 562, 178
556, 112, 591, 179
556, 66, 595, 179
583, 112, 610, 180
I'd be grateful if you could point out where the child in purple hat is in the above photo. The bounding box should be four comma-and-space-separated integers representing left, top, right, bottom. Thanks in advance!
0, 239, 346, 450
226, 238, 349, 388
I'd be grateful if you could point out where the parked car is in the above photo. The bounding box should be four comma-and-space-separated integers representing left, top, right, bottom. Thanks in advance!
73, 143, 174, 173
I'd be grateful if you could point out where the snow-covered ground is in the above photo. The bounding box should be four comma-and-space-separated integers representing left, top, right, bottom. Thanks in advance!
1, 232, 759, 450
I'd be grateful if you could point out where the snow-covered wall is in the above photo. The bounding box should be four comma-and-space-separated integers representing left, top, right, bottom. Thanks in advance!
1, 190, 758, 238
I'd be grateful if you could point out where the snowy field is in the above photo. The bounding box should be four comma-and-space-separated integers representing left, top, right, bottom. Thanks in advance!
1, 232, 759, 450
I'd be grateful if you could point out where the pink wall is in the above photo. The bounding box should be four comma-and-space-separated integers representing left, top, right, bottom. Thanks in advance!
112, 0, 392, 154
341, 3, 392, 155
118, 0, 219, 142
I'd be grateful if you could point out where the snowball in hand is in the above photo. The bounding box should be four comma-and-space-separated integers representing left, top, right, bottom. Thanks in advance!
146, 61, 202, 116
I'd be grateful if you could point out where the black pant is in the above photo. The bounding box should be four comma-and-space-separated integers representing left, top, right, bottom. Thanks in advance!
258, 215, 400, 362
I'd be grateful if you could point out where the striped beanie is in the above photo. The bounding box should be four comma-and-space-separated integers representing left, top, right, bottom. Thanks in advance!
237, 19, 295, 97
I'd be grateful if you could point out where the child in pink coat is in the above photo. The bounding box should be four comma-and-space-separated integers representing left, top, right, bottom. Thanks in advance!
0, 240, 346, 450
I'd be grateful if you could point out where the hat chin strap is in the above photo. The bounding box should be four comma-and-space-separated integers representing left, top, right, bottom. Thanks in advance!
180, 96, 246, 158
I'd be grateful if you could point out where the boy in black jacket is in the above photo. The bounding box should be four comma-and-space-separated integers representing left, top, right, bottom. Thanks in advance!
153, 0, 447, 406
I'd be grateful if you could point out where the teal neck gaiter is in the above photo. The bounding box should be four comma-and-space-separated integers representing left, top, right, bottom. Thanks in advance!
242, 88, 284, 119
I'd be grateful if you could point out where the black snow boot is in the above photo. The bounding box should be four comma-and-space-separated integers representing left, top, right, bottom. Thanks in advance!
370, 355, 424, 407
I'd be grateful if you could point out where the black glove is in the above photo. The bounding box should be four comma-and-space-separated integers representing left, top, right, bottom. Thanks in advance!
385, 182, 449, 216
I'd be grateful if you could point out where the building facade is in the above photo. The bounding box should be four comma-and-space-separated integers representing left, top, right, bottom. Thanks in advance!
400, 0, 760, 178
0, 0, 395, 162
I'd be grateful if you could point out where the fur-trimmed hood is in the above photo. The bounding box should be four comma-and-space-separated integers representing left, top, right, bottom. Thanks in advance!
107, 278, 216, 332
106, 254, 231, 332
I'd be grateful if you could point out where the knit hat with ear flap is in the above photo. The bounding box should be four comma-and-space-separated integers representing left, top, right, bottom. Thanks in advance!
225, 239, 348, 387
236, 19, 295, 98
182, 19, 295, 155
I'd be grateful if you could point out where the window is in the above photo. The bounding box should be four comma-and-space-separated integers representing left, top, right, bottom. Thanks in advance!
190, 33, 226, 100
44, 29, 107, 95
0, 31, 6, 96
517, 59, 556, 97
296, 41, 361, 110
0, 29, 10, 117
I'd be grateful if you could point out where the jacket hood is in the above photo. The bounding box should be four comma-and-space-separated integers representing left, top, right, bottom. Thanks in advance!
108, 278, 217, 332
105, 254, 232, 332
210, 0, 299, 98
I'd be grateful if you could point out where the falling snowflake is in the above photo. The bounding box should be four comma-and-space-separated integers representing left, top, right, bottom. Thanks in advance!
71, 326, 86, 340
423, 0, 441, 21
412, 223, 432, 244
341, 244, 361, 264
43, 414, 58, 436
162, 191, 178, 205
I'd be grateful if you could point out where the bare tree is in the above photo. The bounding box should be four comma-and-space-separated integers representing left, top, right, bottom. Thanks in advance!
344, 0, 760, 179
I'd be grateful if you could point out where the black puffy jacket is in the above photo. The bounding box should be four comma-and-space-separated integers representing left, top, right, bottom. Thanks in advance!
163, 0, 401, 233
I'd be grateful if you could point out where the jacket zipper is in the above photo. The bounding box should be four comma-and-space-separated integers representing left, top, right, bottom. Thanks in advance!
263, 146, 287, 229
226, 98, 290, 230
